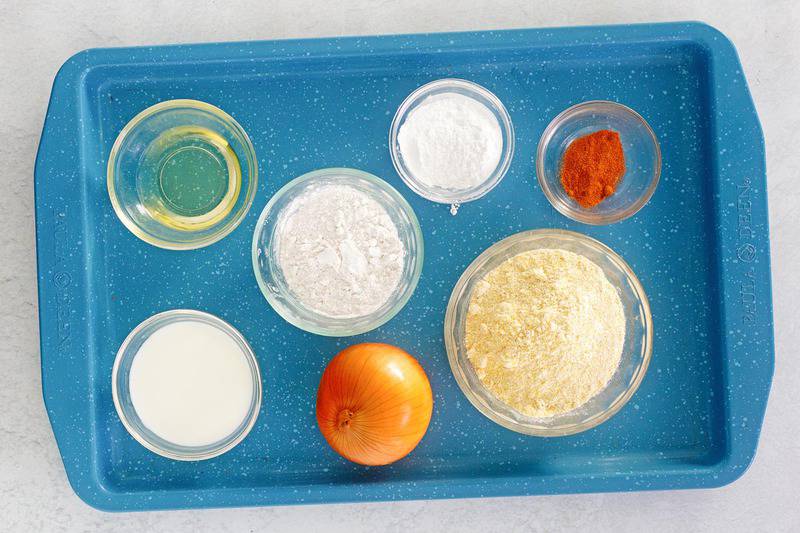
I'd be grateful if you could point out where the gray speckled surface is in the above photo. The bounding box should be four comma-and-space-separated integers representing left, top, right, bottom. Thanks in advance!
2, 1, 798, 531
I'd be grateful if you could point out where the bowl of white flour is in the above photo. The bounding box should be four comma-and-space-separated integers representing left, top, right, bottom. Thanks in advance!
252, 168, 424, 336
390, 79, 514, 210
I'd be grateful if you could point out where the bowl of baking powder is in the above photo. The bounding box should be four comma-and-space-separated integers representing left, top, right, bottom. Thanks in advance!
390, 79, 515, 213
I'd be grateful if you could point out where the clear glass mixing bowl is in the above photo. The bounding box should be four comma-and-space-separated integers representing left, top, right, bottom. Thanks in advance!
389, 79, 515, 210
252, 168, 424, 336
107, 99, 258, 249
536, 101, 660, 225
444, 229, 652, 436
111, 309, 262, 460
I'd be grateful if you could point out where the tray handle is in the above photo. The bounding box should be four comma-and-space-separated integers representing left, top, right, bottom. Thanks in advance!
695, 23, 774, 483
34, 50, 105, 503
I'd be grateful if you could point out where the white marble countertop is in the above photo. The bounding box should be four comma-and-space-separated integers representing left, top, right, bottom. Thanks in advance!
1, 1, 797, 531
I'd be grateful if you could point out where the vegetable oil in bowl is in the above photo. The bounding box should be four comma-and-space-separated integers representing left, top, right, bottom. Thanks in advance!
108, 99, 257, 250
136, 125, 241, 231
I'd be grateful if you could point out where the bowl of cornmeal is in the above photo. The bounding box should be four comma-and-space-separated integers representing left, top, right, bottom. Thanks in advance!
444, 229, 652, 436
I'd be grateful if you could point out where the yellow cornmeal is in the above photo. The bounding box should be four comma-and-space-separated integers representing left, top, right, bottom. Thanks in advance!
465, 249, 625, 418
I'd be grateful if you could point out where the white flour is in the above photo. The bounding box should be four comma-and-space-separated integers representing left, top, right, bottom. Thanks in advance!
398, 92, 503, 190
275, 183, 406, 318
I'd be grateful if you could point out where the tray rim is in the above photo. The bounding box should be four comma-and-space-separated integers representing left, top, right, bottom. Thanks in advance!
34, 20, 774, 511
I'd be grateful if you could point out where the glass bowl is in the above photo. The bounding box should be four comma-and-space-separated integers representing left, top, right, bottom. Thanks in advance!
444, 229, 652, 436
111, 309, 262, 460
536, 101, 661, 225
252, 168, 424, 336
389, 79, 515, 208
108, 99, 258, 249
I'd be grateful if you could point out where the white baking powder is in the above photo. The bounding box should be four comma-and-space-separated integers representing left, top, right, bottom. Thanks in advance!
398, 92, 503, 190
275, 183, 406, 318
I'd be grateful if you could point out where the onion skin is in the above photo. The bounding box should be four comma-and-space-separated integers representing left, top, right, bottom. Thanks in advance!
316, 343, 433, 466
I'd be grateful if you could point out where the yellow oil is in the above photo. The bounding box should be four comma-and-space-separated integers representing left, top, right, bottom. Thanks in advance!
136, 126, 241, 231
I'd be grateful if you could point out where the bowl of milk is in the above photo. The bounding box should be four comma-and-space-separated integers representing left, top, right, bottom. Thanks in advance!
111, 309, 262, 460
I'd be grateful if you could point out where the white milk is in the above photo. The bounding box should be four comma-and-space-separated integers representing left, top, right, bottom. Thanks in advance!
128, 320, 255, 447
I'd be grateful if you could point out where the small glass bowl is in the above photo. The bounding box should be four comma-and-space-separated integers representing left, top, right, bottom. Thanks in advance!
111, 309, 262, 461
108, 99, 258, 249
389, 79, 515, 208
444, 229, 652, 436
252, 168, 424, 337
536, 101, 661, 225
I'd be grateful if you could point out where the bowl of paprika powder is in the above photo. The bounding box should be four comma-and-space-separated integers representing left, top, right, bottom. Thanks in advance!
536, 100, 661, 225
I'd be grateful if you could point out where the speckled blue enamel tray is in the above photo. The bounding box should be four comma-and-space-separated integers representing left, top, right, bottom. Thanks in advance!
34, 22, 774, 511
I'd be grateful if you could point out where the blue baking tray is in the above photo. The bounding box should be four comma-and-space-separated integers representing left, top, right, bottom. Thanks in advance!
34, 22, 773, 511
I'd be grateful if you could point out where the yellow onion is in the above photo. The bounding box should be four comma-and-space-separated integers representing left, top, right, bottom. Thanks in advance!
316, 343, 433, 466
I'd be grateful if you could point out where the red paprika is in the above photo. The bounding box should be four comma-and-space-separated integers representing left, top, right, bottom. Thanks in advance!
560, 130, 625, 208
